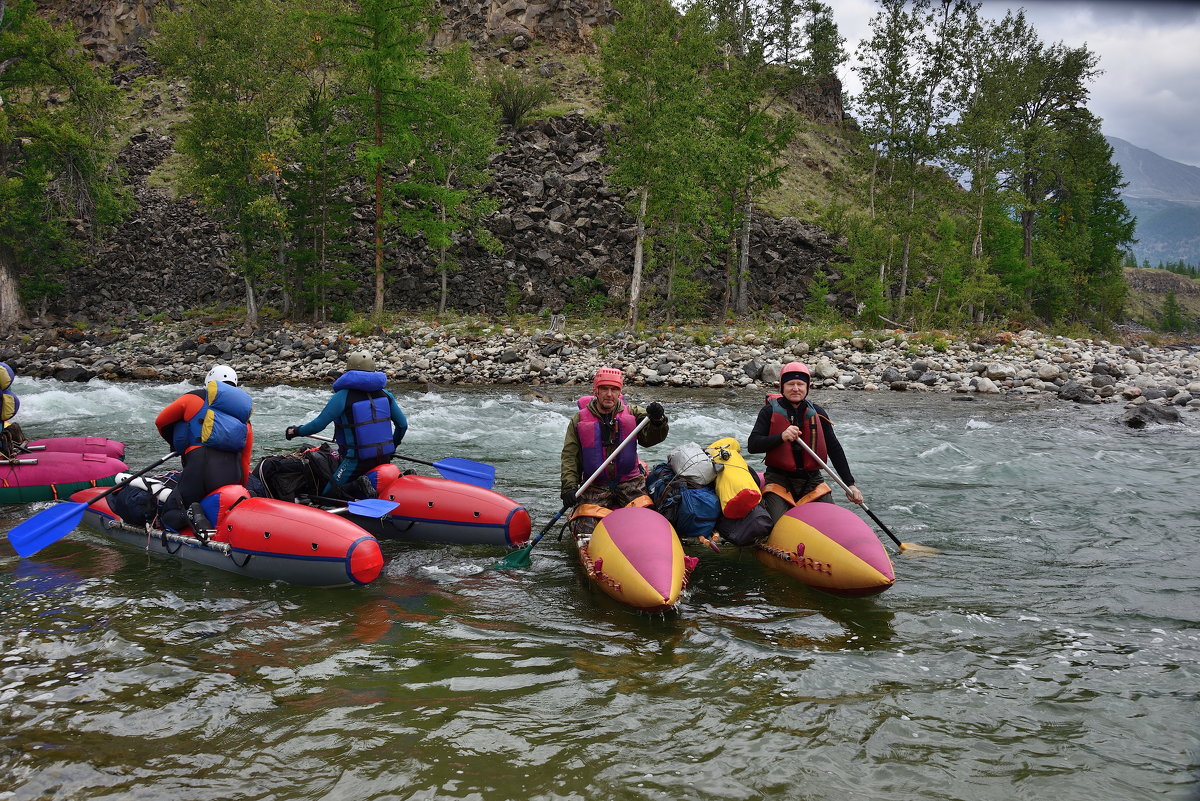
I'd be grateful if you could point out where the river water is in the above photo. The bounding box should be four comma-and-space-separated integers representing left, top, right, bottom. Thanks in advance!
1, 378, 1198, 801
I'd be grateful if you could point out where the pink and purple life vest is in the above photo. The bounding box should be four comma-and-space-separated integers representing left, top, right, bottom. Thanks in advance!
576, 396, 640, 484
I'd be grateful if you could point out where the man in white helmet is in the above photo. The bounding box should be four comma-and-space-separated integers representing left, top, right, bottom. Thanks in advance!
154, 365, 253, 533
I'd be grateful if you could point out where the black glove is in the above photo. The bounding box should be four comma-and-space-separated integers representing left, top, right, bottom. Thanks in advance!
285, 426, 298, 440
560, 487, 577, 507
647, 402, 666, 424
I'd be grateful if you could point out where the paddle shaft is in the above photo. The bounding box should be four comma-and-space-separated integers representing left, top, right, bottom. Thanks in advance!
297, 434, 497, 491
302, 434, 437, 470
528, 415, 652, 548
94, 452, 182, 505
791, 436, 906, 550
6, 451, 181, 558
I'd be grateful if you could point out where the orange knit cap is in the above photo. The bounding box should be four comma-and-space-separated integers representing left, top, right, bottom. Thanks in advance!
593, 366, 624, 391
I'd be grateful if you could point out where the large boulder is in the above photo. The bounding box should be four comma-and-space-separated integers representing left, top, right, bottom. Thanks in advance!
1120, 403, 1182, 428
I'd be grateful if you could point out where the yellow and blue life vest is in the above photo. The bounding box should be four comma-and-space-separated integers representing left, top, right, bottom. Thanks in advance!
182, 381, 252, 453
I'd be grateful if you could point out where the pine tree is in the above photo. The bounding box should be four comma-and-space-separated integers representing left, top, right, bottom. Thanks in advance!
153, 0, 310, 331
1002, 36, 1099, 295
286, 21, 357, 323
0, 0, 126, 327
328, 0, 436, 318
404, 45, 501, 315
1160, 290, 1185, 332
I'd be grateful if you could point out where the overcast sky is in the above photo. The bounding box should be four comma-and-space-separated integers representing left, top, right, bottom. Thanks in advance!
832, 0, 1200, 167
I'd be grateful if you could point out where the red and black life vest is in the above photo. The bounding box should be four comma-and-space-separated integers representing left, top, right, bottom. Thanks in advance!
763, 394, 827, 472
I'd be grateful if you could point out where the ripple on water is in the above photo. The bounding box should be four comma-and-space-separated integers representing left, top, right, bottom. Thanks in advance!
2, 383, 1198, 800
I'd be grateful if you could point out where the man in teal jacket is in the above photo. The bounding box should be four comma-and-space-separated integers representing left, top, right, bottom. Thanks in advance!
286, 352, 408, 492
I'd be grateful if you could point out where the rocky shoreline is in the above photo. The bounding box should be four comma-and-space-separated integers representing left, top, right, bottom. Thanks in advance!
3, 318, 1199, 425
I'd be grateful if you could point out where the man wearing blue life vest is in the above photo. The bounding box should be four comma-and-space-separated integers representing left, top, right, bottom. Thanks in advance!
155, 365, 254, 533
285, 351, 408, 492
560, 366, 668, 537
747, 361, 863, 522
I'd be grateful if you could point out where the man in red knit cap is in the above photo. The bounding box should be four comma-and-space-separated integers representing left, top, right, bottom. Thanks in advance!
559, 366, 668, 537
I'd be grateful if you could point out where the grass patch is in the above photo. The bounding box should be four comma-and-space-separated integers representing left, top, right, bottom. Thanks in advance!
1123, 267, 1200, 331
759, 122, 861, 224
145, 150, 189, 198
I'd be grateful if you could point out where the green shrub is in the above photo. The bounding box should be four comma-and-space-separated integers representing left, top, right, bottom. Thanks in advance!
486, 68, 554, 128
565, 276, 608, 315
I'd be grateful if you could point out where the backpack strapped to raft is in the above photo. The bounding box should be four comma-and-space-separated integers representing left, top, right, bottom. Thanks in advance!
645, 462, 720, 540
249, 445, 375, 502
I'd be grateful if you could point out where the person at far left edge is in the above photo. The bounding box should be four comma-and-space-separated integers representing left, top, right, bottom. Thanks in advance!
155, 365, 253, 534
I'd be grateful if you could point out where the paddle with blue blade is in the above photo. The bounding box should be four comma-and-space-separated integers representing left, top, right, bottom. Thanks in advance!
491, 416, 650, 570
394, 455, 495, 489
5, 451, 181, 558
347, 498, 401, 517
305, 496, 401, 517
301, 434, 496, 489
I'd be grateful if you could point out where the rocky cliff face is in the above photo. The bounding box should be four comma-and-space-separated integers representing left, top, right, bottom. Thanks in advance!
434, 0, 616, 51
36, 0, 846, 326
61, 111, 844, 324
42, 0, 159, 62
47, 0, 616, 59
1125, 267, 1200, 296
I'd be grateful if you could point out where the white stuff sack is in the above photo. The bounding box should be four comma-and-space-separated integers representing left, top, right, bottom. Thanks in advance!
666, 442, 718, 487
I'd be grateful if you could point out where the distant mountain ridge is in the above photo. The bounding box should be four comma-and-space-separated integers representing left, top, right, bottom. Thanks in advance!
1106, 136, 1200, 266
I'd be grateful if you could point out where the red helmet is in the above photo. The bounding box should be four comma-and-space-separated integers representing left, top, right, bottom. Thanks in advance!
780, 361, 811, 389
593, 366, 624, 391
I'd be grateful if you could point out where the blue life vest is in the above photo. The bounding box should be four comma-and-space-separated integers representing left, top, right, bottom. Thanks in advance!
183, 381, 252, 453
331, 370, 395, 461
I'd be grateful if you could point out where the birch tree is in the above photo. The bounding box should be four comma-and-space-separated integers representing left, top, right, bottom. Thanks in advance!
600, 0, 715, 328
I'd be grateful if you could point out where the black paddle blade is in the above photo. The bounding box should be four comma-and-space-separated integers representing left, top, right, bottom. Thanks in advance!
6, 501, 89, 558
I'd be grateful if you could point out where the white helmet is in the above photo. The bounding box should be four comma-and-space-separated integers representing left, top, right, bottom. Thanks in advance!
205, 365, 238, 386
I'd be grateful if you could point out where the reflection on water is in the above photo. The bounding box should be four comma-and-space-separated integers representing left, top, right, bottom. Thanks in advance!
1, 379, 1198, 800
